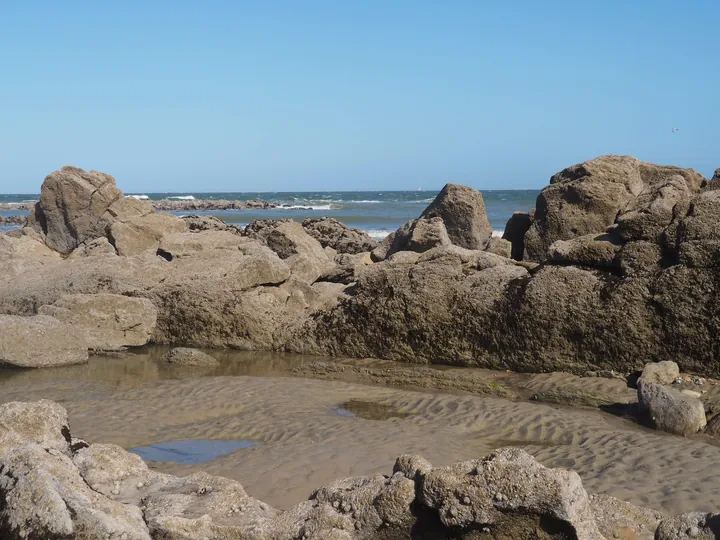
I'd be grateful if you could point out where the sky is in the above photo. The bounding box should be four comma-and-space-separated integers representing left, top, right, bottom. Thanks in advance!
0, 1, 718, 193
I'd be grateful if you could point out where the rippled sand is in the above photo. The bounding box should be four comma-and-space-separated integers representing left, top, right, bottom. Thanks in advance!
0, 348, 718, 514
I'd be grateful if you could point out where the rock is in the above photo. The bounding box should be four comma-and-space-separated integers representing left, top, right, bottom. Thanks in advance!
485, 236, 512, 258
590, 493, 664, 540
0, 400, 72, 454
671, 191, 720, 267
320, 252, 373, 284
547, 232, 621, 270
181, 214, 244, 234
637, 379, 706, 436
68, 236, 118, 258
161, 347, 219, 367
503, 211, 534, 260
245, 220, 334, 284
27, 166, 127, 254
157, 230, 249, 259
0, 315, 88, 368
143, 472, 279, 539
524, 155, 705, 261
108, 212, 188, 257
0, 444, 151, 540
302, 218, 378, 254
405, 216, 451, 253
705, 414, 720, 438
655, 512, 720, 539
615, 241, 663, 277
420, 183, 493, 249
39, 293, 157, 350
151, 198, 277, 211
639, 361, 680, 385
393, 454, 433, 479
418, 447, 601, 537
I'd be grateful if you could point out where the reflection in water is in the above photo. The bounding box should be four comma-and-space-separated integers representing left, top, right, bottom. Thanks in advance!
334, 400, 412, 421
0, 347, 327, 388
130, 439, 262, 464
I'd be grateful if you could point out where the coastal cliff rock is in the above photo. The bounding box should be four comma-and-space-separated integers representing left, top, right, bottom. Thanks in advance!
301, 217, 378, 254
0, 399, 667, 539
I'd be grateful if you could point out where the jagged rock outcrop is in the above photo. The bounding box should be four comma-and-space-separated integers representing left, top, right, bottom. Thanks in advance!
180, 214, 244, 234
523, 155, 705, 261
0, 315, 89, 367
38, 293, 157, 350
0, 399, 669, 539
302, 217, 378, 254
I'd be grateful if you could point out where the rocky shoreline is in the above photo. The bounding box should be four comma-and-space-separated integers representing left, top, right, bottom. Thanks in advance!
1, 198, 281, 212
2, 159, 720, 538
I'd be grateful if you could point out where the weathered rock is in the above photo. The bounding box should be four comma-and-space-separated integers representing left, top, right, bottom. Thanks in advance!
671, 191, 720, 267
0, 315, 88, 368
420, 183, 493, 249
590, 493, 663, 540
0, 400, 72, 454
68, 236, 118, 258
27, 166, 126, 254
161, 347, 219, 367
655, 512, 720, 539
547, 232, 621, 270
419, 447, 601, 537
503, 211, 534, 260
302, 218, 378, 254
143, 472, 280, 539
485, 236, 512, 258
405, 216, 451, 253
245, 220, 334, 284
181, 214, 244, 234
108, 212, 188, 257
639, 361, 680, 385
157, 230, 249, 259
637, 379, 706, 436
705, 414, 720, 438
320, 252, 373, 284
615, 240, 663, 277
0, 444, 151, 540
39, 293, 157, 350
524, 155, 705, 261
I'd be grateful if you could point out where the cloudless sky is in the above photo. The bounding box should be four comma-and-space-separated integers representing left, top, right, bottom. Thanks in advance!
1, 1, 718, 193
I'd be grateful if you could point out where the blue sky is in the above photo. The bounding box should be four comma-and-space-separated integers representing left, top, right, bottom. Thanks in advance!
1, 1, 718, 193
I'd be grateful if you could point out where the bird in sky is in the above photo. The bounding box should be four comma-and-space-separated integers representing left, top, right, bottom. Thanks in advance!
672, 127, 680, 133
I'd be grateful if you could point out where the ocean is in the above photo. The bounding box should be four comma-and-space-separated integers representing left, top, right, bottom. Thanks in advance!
0, 190, 540, 237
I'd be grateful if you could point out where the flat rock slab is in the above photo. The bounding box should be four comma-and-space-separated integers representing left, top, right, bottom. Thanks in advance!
0, 315, 88, 368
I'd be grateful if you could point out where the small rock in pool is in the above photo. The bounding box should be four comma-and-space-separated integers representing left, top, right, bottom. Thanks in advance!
161, 347, 219, 367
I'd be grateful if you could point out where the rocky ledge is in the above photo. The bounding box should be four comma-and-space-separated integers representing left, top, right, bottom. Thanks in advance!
4, 398, 711, 540
2, 157, 720, 377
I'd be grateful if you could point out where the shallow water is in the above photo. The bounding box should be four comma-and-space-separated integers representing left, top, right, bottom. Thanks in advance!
130, 439, 262, 464
0, 347, 719, 514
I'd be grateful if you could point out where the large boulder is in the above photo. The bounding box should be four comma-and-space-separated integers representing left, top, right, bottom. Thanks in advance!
547, 232, 621, 270
637, 379, 707, 436
39, 293, 158, 350
302, 218, 378, 254
0, 315, 88, 368
524, 156, 705, 261
108, 212, 188, 257
420, 183, 493, 249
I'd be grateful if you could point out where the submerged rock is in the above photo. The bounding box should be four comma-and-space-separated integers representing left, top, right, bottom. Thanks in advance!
161, 347, 219, 367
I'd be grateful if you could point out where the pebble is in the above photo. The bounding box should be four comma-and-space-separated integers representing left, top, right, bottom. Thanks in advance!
136, 482, 144, 489
462, 496, 471, 505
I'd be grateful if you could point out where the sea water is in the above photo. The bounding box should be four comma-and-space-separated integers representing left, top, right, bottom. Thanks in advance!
0, 190, 539, 237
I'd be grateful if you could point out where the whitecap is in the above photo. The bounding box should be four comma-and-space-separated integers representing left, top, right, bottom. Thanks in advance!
492, 230, 504, 237
364, 229, 391, 240
128, 195, 150, 200
353, 200, 381, 204
279, 204, 337, 211
168, 195, 196, 200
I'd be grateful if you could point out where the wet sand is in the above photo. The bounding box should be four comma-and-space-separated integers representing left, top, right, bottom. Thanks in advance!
0, 347, 718, 514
